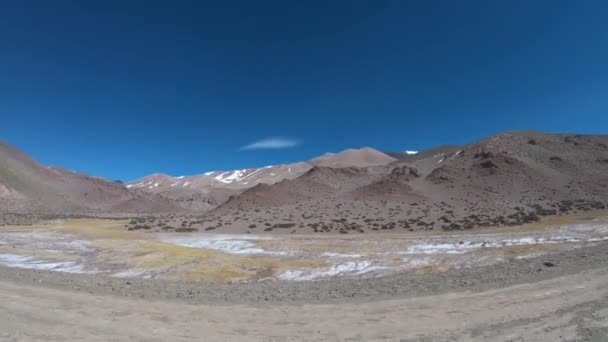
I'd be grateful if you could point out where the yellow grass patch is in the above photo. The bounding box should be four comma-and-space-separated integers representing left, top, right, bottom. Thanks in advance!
182, 256, 326, 282
255, 238, 389, 256
410, 261, 451, 274
181, 266, 252, 282
40, 218, 138, 239
477, 210, 608, 235
0, 245, 80, 261
498, 243, 553, 255
94, 239, 327, 282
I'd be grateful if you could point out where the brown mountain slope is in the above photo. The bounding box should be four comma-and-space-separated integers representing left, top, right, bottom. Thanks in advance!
216, 166, 376, 211
198, 131, 608, 233
0, 141, 180, 214
310, 147, 397, 168
127, 148, 396, 210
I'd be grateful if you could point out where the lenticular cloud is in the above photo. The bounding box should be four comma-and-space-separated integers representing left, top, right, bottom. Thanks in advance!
240, 137, 300, 150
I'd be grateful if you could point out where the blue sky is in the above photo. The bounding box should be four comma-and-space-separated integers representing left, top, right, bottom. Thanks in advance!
1, 1, 607, 181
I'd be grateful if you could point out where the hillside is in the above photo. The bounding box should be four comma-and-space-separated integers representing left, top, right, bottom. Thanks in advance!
158, 131, 608, 234
127, 148, 396, 210
0, 141, 180, 214
4, 132, 608, 233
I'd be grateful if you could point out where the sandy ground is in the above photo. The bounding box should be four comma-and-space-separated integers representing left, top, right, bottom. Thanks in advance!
2, 215, 608, 340
1, 267, 607, 341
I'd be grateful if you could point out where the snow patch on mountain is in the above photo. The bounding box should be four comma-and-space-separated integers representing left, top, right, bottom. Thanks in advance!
214, 169, 249, 184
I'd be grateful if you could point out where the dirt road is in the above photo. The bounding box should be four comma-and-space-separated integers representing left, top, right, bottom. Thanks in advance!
2, 267, 608, 341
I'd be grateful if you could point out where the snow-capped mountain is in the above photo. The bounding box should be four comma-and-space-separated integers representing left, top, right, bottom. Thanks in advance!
127, 162, 312, 193
127, 147, 398, 210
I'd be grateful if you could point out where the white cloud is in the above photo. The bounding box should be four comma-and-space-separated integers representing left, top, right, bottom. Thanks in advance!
405, 150, 418, 155
240, 137, 300, 150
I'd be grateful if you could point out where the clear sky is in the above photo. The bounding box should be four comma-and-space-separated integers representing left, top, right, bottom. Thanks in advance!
1, 1, 607, 181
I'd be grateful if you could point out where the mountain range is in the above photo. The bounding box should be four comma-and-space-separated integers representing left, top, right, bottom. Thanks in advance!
2, 131, 608, 233
126, 147, 397, 210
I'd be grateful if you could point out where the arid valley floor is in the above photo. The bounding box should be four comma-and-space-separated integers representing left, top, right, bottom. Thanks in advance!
1, 212, 608, 341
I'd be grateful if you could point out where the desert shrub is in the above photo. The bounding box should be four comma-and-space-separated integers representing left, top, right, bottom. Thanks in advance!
273, 223, 296, 229
474, 151, 494, 159
175, 227, 197, 233
479, 160, 497, 168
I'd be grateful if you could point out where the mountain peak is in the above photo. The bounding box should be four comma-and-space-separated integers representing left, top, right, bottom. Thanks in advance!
311, 147, 396, 168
